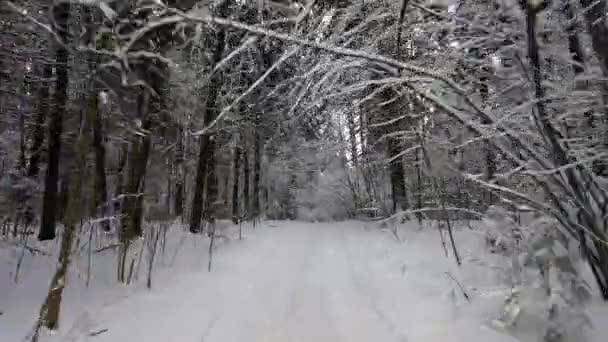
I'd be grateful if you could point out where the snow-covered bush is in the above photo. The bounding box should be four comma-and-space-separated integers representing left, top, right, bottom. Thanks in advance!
482, 206, 521, 255
486, 206, 593, 342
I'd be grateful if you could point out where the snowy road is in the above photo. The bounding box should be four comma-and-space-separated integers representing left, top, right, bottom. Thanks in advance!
68, 221, 517, 342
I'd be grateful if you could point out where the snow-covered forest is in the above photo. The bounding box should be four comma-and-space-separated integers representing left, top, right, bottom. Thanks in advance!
1, 0, 608, 341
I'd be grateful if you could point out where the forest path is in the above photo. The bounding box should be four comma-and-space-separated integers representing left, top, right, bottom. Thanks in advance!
71, 221, 516, 342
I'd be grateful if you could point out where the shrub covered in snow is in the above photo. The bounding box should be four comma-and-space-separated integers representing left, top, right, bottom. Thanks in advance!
485, 206, 594, 342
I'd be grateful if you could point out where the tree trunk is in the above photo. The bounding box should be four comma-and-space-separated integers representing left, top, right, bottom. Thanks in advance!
346, 112, 361, 207
223, 169, 229, 206
388, 138, 408, 214
205, 141, 218, 223
91, 94, 110, 231
190, 133, 211, 233
38, 3, 70, 241
479, 65, 496, 205
18, 103, 26, 171
114, 143, 128, 213
232, 139, 240, 223
57, 173, 70, 224
189, 23, 227, 233
243, 143, 250, 217
338, 123, 359, 210
35, 71, 96, 336
27, 63, 52, 178
252, 118, 262, 219
120, 91, 152, 242
174, 127, 184, 217
346, 112, 359, 167
415, 140, 423, 223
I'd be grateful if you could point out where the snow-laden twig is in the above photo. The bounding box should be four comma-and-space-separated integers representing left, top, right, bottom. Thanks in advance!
0, 239, 51, 256
379, 207, 485, 224
445, 271, 471, 302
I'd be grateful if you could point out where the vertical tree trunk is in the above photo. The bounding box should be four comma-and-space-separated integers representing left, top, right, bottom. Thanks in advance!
35, 75, 97, 337
189, 23, 227, 233
114, 143, 128, 213
388, 138, 408, 214
232, 138, 240, 223
18, 105, 26, 171
252, 117, 262, 219
346, 112, 361, 207
117, 90, 153, 283
91, 94, 110, 231
190, 133, 211, 233
120, 91, 152, 242
57, 173, 70, 224
243, 143, 250, 217
346, 112, 359, 168
205, 141, 218, 223
479, 67, 496, 205
358, 111, 370, 202
223, 170, 229, 206
27, 63, 52, 178
339, 128, 360, 212
174, 127, 184, 217
38, 3, 70, 241
415, 138, 423, 223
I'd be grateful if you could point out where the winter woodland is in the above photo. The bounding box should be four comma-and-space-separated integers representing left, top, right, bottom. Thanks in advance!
1, 0, 608, 341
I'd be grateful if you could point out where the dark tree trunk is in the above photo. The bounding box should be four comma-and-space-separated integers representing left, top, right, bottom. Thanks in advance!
479, 68, 496, 204
189, 23, 227, 233
223, 170, 229, 206
252, 119, 262, 219
190, 134, 211, 233
120, 91, 152, 241
232, 140, 240, 223
205, 141, 218, 223
243, 143, 250, 217
114, 143, 128, 213
39, 3, 70, 241
415, 141, 423, 223
19, 104, 26, 170
82, 6, 110, 231
57, 172, 70, 224
91, 94, 110, 231
27, 63, 52, 178
38, 72, 97, 332
388, 138, 408, 214
174, 127, 184, 217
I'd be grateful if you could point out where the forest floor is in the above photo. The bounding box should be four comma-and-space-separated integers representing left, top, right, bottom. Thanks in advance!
1, 220, 607, 342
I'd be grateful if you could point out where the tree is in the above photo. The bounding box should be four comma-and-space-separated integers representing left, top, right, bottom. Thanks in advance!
189, 0, 231, 234
38, 1, 70, 241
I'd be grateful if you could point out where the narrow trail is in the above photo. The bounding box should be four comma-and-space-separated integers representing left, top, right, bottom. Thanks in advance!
70, 222, 517, 342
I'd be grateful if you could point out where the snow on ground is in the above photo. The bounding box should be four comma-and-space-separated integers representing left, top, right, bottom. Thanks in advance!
1, 220, 607, 342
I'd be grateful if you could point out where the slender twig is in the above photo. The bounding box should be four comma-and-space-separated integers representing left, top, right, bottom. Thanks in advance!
445, 272, 471, 302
